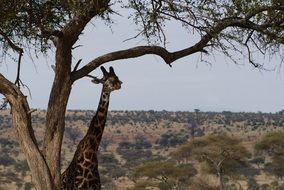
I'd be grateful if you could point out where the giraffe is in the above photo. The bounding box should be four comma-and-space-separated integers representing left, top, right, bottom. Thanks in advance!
61, 66, 122, 190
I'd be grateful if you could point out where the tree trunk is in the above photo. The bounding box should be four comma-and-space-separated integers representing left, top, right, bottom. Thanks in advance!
217, 168, 224, 190
42, 39, 72, 188
41, 3, 108, 185
0, 74, 54, 190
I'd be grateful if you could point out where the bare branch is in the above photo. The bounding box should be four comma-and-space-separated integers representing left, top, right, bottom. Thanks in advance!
0, 28, 27, 88
73, 59, 83, 72
72, 45, 83, 50
132, 0, 150, 40
244, 30, 260, 68
14, 51, 23, 87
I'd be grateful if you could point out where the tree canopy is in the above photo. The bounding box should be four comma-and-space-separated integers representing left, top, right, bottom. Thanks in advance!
133, 160, 197, 189
0, 0, 283, 189
172, 135, 250, 189
255, 131, 284, 154
255, 132, 284, 179
1, 0, 283, 68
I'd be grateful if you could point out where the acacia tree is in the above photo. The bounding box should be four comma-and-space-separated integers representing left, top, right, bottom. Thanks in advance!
172, 135, 250, 190
0, 0, 283, 189
255, 131, 284, 179
132, 161, 197, 189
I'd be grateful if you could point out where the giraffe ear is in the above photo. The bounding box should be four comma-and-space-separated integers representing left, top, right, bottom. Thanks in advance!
100, 66, 108, 76
109, 66, 116, 75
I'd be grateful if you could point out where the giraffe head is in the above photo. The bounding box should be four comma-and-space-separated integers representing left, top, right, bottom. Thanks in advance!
92, 66, 122, 92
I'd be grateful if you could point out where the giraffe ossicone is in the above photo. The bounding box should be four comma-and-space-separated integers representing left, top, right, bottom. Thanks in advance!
61, 66, 122, 190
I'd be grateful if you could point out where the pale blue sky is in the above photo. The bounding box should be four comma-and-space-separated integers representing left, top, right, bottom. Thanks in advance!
1, 13, 284, 113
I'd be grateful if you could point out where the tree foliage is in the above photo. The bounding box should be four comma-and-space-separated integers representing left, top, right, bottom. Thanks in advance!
173, 135, 250, 174
157, 132, 188, 147
0, 0, 110, 55
127, 0, 284, 66
255, 131, 284, 154
1, 0, 284, 66
133, 160, 197, 189
255, 132, 284, 179
172, 135, 250, 189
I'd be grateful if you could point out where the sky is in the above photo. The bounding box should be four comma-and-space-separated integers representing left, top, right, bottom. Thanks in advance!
1, 12, 284, 113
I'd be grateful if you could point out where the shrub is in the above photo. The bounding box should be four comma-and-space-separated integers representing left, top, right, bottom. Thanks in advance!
0, 154, 16, 166
247, 178, 259, 190
24, 182, 33, 190
157, 132, 187, 147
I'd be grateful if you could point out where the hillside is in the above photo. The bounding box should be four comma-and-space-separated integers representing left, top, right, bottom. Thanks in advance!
0, 110, 284, 190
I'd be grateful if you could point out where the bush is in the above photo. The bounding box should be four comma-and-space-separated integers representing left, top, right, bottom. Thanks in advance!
98, 153, 118, 164
249, 156, 265, 167
157, 132, 188, 147
0, 154, 16, 166
158, 181, 175, 190
247, 178, 259, 190
14, 160, 29, 172
190, 177, 219, 190
24, 182, 33, 190
276, 183, 284, 190
65, 127, 82, 142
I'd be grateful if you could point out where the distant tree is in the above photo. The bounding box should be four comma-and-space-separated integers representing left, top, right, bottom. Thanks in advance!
172, 135, 250, 190
0, 153, 17, 166
255, 132, 284, 179
249, 156, 265, 168
133, 160, 197, 190
0, 1, 283, 189
64, 127, 82, 143
116, 140, 155, 168
100, 134, 113, 150
276, 183, 284, 190
24, 182, 33, 190
271, 181, 279, 188
247, 177, 260, 190
127, 181, 156, 190
278, 110, 284, 115
189, 177, 219, 190
157, 132, 188, 148
134, 134, 152, 149
98, 152, 126, 180
260, 183, 271, 190
118, 141, 133, 150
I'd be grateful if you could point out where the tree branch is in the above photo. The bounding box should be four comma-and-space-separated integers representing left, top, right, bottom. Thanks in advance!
71, 44, 208, 81
14, 52, 23, 86
73, 16, 277, 82
72, 59, 82, 72
61, 1, 110, 46
0, 28, 23, 54
0, 74, 54, 189
245, 5, 284, 20
0, 28, 25, 86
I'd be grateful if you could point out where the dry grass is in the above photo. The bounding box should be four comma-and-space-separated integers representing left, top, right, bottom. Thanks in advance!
0, 110, 283, 189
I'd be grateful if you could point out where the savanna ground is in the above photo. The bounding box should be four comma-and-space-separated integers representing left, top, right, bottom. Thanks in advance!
0, 110, 284, 190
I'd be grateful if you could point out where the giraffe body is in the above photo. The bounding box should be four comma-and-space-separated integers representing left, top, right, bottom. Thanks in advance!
61, 66, 122, 190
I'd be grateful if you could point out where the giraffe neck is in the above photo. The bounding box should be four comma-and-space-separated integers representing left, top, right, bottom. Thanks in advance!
87, 87, 110, 149
61, 87, 113, 189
